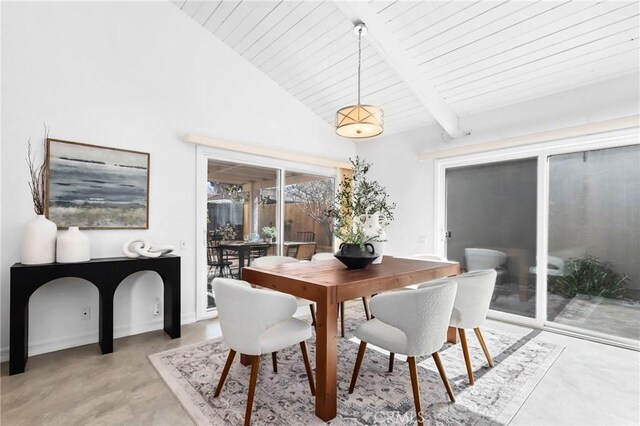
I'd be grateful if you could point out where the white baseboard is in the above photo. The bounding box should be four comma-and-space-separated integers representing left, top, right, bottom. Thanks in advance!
0, 312, 197, 363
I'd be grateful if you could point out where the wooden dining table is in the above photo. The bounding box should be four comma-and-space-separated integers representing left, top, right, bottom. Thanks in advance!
241, 256, 460, 422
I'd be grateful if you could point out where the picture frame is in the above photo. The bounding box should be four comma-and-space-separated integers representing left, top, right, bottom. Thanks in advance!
45, 138, 150, 229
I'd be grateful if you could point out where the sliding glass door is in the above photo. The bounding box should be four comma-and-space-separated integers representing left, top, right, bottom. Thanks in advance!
206, 160, 281, 310
439, 129, 639, 346
197, 148, 338, 318
547, 145, 640, 340
283, 171, 335, 259
445, 158, 538, 318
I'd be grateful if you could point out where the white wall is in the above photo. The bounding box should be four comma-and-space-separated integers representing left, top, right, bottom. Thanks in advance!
356, 72, 640, 257
0, 1, 355, 359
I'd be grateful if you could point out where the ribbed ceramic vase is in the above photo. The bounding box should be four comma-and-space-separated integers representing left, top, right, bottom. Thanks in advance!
21, 215, 57, 265
56, 226, 90, 263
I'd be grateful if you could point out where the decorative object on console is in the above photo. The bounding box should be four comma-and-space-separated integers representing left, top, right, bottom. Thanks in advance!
22, 215, 57, 265
22, 125, 57, 265
56, 226, 90, 263
123, 238, 174, 258
46, 138, 150, 229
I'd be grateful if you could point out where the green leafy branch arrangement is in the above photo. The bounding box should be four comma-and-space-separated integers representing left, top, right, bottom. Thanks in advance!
330, 157, 396, 249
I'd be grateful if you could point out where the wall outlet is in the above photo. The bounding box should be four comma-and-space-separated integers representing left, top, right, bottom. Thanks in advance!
153, 298, 162, 317
417, 235, 426, 244
81, 307, 91, 321
180, 240, 187, 250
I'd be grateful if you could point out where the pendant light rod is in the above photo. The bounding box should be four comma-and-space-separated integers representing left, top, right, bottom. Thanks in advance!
357, 24, 362, 105
335, 22, 383, 139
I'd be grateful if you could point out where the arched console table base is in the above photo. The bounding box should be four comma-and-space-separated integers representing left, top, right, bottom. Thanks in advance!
10, 255, 181, 375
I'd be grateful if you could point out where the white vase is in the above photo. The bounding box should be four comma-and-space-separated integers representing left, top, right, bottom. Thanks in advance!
56, 226, 90, 263
371, 229, 386, 264
361, 213, 386, 264
21, 215, 57, 265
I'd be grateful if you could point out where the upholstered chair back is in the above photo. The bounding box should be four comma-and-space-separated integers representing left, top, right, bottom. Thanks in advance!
411, 254, 445, 261
252, 255, 299, 267
369, 281, 458, 356
212, 278, 297, 355
311, 252, 335, 261
449, 269, 497, 329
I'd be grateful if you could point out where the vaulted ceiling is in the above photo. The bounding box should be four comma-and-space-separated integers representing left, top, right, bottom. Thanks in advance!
173, 0, 640, 138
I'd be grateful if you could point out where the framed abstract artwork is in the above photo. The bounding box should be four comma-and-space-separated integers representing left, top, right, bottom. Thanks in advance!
46, 139, 150, 229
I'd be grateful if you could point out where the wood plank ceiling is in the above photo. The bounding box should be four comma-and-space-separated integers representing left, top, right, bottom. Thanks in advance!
173, 0, 640, 138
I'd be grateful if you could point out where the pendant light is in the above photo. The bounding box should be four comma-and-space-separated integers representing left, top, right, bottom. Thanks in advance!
335, 23, 384, 139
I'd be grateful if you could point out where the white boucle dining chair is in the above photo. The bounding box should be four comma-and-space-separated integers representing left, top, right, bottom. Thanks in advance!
211, 278, 315, 426
311, 252, 371, 337
252, 256, 316, 316
419, 269, 497, 385
411, 253, 446, 261
310, 252, 334, 261
251, 255, 316, 370
348, 281, 458, 426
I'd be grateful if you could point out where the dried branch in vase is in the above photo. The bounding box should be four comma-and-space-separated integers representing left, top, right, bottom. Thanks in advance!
26, 125, 50, 215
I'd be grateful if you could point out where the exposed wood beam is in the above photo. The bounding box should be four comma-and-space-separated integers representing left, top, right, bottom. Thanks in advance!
335, 1, 463, 138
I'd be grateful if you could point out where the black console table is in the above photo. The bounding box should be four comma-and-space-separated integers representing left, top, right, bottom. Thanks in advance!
10, 255, 181, 375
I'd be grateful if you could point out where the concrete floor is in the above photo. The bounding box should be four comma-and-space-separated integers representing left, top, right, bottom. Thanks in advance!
1, 309, 638, 425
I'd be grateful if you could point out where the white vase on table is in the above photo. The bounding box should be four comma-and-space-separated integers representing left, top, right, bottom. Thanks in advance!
371, 229, 386, 264
360, 212, 386, 264
56, 226, 90, 263
21, 215, 57, 265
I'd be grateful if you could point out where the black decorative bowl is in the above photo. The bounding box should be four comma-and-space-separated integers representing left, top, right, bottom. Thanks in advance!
334, 243, 378, 270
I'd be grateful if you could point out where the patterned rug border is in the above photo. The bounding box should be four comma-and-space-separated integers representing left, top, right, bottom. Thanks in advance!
149, 339, 219, 426
345, 332, 564, 426
149, 325, 565, 425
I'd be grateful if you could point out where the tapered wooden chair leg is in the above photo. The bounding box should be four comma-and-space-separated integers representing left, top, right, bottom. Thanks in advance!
459, 328, 474, 385
300, 341, 315, 396
309, 305, 316, 328
349, 341, 368, 394
244, 356, 260, 426
214, 349, 236, 397
388, 352, 395, 373
340, 302, 345, 337
408, 357, 424, 426
271, 352, 278, 373
432, 352, 455, 403
362, 297, 370, 320
474, 328, 494, 367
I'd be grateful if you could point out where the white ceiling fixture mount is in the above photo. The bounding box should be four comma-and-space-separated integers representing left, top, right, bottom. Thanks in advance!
335, 23, 384, 139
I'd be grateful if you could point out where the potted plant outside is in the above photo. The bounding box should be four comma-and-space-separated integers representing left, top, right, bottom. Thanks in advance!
218, 223, 237, 242
262, 226, 277, 244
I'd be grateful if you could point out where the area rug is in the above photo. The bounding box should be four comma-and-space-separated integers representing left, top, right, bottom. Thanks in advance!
149, 302, 564, 425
